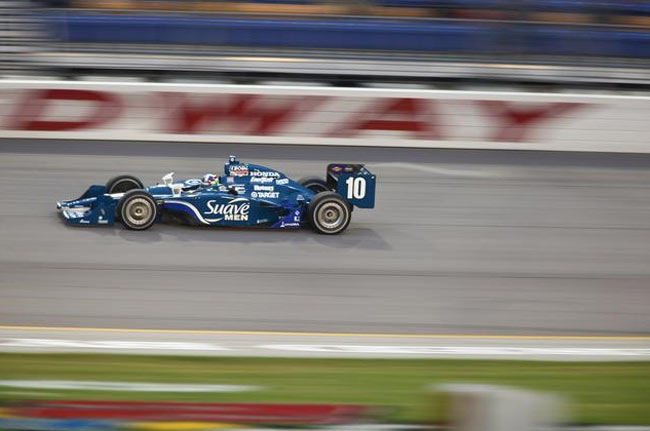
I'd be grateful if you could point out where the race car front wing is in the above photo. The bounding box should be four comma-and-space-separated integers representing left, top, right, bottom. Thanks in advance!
57, 185, 118, 226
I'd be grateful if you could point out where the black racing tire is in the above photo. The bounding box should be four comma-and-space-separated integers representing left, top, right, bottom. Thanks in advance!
308, 192, 352, 235
117, 190, 157, 231
298, 177, 330, 193
106, 175, 143, 194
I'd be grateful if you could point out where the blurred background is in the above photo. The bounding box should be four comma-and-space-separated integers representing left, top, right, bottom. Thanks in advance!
2, 0, 650, 86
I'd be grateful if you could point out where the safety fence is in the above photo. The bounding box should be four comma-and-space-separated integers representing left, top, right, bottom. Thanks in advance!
1, 80, 650, 153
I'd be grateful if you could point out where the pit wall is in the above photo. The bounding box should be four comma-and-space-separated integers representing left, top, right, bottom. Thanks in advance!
1, 80, 649, 153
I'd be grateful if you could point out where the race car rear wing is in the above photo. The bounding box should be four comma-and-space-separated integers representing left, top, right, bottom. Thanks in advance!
327, 164, 376, 208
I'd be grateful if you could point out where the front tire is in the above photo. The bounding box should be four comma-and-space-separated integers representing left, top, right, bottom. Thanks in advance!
298, 177, 330, 193
117, 190, 157, 231
106, 175, 143, 194
308, 192, 352, 235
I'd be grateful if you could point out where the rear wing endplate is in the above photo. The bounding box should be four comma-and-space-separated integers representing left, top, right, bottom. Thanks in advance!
327, 164, 376, 208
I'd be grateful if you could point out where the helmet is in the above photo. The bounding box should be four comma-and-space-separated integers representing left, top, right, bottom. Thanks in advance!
202, 173, 220, 186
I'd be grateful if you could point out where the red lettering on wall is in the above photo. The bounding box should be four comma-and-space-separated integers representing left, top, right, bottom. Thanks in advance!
478, 101, 584, 142
331, 98, 440, 138
6, 89, 123, 131
165, 94, 325, 135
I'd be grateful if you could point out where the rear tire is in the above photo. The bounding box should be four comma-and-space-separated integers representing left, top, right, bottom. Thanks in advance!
308, 192, 352, 235
106, 175, 143, 194
117, 190, 157, 231
298, 177, 329, 193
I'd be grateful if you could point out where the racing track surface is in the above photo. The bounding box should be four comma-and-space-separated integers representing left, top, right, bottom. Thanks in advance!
1, 139, 650, 336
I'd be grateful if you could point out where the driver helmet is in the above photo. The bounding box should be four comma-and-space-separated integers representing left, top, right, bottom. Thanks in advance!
202, 173, 220, 186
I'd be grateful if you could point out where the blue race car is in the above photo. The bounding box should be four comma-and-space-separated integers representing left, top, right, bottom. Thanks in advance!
57, 156, 376, 235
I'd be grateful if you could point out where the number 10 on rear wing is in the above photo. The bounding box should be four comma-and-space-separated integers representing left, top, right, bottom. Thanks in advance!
326, 164, 376, 208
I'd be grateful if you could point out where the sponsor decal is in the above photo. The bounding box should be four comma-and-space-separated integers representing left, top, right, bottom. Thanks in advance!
276, 178, 289, 185
276, 209, 302, 228
204, 199, 250, 221
253, 185, 274, 192
250, 170, 280, 178
229, 165, 249, 177
254, 192, 279, 199
288, 210, 301, 226
250, 177, 274, 184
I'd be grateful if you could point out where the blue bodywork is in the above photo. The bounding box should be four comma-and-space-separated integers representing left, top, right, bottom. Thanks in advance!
57, 157, 376, 230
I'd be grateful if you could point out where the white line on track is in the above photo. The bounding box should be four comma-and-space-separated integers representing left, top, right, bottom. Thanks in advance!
0, 338, 227, 351
259, 344, 650, 356
0, 380, 261, 392
0, 331, 649, 361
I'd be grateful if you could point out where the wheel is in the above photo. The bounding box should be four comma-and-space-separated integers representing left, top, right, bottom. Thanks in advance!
308, 192, 352, 235
298, 177, 330, 193
117, 190, 157, 231
106, 175, 143, 194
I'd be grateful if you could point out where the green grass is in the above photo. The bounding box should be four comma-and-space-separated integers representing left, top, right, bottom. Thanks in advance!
0, 353, 648, 424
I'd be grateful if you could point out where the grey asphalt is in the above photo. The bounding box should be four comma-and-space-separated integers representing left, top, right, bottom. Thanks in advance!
1, 139, 650, 336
